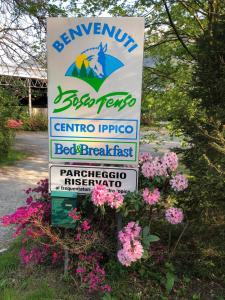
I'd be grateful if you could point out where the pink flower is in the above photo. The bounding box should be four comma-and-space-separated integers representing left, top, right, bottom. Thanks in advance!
162, 152, 178, 172
68, 208, 81, 220
6, 119, 23, 129
75, 233, 81, 241
117, 222, 143, 266
117, 249, 132, 266
142, 161, 156, 178
141, 158, 167, 178
103, 284, 111, 292
118, 221, 141, 244
91, 184, 108, 206
170, 174, 188, 191
76, 267, 86, 274
126, 221, 141, 238
153, 157, 167, 176
92, 185, 124, 209
26, 196, 33, 205
107, 191, 124, 209
165, 207, 184, 224
81, 220, 91, 231
52, 252, 58, 264
117, 240, 144, 266
139, 152, 152, 164
143, 188, 160, 205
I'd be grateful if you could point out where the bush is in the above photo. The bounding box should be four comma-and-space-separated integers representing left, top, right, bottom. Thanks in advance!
1, 152, 189, 296
0, 87, 21, 158
22, 112, 48, 131
174, 20, 225, 219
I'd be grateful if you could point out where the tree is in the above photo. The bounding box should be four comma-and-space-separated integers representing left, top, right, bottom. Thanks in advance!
0, 0, 66, 68
175, 4, 225, 217
72, 66, 79, 77
80, 62, 87, 78
0, 87, 20, 157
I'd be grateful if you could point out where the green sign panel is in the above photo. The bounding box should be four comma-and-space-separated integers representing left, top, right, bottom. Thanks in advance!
51, 191, 77, 228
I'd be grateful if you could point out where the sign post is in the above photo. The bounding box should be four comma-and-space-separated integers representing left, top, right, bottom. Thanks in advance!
47, 17, 144, 221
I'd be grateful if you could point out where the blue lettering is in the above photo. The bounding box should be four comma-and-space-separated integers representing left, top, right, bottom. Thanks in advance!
52, 22, 139, 54
94, 22, 101, 34
115, 29, 127, 42
54, 123, 60, 131
102, 23, 115, 37
52, 41, 64, 52
64, 146, 70, 154
128, 43, 138, 53
124, 35, 134, 47
69, 25, 83, 40
81, 144, 88, 155
87, 124, 95, 132
125, 125, 133, 134
81, 23, 92, 35
60, 32, 71, 45
55, 143, 63, 154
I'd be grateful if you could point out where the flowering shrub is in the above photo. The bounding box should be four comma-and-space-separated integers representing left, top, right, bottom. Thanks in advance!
117, 222, 143, 266
91, 184, 124, 209
6, 119, 23, 129
0, 151, 188, 295
165, 208, 184, 225
76, 252, 111, 293
0, 87, 21, 157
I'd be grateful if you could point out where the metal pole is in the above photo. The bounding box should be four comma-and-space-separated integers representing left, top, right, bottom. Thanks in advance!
28, 79, 32, 116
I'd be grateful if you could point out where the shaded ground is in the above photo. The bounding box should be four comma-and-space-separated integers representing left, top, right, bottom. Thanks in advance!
0, 130, 182, 248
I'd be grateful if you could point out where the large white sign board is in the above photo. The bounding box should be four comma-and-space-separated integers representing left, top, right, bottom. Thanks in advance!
47, 17, 144, 165
50, 165, 138, 195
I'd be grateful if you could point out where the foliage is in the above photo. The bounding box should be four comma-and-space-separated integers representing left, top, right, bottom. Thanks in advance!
174, 10, 225, 218
0, 0, 66, 68
0, 150, 28, 166
0, 87, 21, 158
21, 112, 48, 131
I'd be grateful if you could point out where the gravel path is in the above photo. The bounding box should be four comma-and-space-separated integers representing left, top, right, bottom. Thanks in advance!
0, 130, 182, 249
0, 132, 48, 248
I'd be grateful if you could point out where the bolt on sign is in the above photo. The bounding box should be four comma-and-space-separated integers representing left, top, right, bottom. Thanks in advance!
47, 18, 144, 165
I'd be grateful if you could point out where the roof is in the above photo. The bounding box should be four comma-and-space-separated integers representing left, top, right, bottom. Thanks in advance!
0, 64, 47, 80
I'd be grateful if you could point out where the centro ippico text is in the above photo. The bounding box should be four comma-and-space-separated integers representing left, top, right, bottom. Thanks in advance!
54, 122, 133, 134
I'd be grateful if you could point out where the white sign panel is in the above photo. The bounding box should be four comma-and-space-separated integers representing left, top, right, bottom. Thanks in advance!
49, 165, 138, 195
47, 17, 144, 165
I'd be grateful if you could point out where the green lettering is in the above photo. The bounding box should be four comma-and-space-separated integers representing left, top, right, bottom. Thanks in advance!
52, 87, 136, 114
53, 85, 78, 113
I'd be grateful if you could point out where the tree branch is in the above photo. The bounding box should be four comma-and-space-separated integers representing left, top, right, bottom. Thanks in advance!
178, 0, 205, 32
163, 0, 197, 60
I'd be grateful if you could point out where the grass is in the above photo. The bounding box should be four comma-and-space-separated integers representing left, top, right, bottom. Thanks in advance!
0, 150, 28, 166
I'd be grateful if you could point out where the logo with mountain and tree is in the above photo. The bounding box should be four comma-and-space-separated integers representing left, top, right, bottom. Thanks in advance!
65, 43, 124, 92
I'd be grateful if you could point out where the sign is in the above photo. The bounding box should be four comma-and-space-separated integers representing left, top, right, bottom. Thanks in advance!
51, 190, 77, 228
49, 165, 138, 195
47, 17, 144, 165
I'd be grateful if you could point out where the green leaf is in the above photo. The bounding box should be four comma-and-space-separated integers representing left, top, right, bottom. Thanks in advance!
142, 249, 149, 259
102, 294, 117, 300
149, 234, 160, 242
142, 226, 150, 237
143, 236, 151, 248
165, 272, 175, 294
